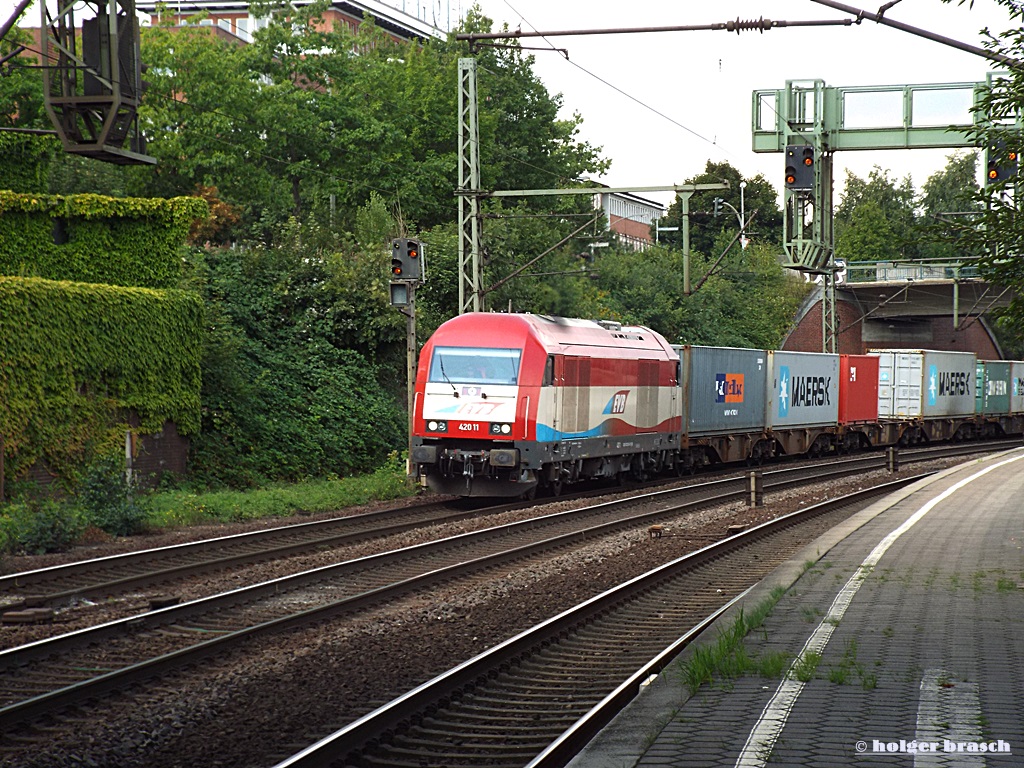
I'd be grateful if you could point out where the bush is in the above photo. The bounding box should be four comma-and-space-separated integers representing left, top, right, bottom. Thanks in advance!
147, 455, 414, 528
76, 455, 150, 537
1, 499, 85, 555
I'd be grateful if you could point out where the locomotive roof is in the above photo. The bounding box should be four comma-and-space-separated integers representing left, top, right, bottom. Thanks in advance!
430, 313, 676, 358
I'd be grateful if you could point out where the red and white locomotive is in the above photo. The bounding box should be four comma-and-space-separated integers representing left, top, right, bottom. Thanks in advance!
410, 313, 680, 497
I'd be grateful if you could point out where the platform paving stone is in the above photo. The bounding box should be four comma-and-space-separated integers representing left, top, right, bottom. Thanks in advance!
617, 452, 1024, 768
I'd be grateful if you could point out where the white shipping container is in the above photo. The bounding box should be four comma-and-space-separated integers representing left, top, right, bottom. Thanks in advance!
870, 349, 975, 419
874, 351, 921, 418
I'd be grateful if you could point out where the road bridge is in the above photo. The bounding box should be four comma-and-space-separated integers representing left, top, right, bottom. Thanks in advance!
782, 261, 1015, 358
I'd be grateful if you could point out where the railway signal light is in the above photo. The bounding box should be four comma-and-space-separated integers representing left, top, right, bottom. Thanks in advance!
986, 138, 1018, 184
391, 238, 424, 281
784, 145, 814, 191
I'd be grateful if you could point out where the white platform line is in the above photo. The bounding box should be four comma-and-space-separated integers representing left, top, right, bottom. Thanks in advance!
914, 669, 984, 767
733, 453, 1024, 768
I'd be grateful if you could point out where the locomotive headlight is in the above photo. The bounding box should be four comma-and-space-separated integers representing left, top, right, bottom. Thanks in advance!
427, 420, 448, 433
489, 422, 512, 435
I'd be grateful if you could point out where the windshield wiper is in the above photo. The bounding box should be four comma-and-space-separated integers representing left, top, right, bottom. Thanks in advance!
439, 357, 459, 398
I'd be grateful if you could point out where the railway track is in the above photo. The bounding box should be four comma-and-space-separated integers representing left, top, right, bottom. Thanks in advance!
275, 478, 920, 768
2, 440, 1008, 613
0, 497, 494, 609
0, 453, 930, 736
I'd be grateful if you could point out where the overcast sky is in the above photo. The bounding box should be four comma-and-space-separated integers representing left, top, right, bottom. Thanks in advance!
467, 0, 1019, 206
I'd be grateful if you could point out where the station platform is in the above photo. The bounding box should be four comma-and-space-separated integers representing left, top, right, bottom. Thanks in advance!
570, 448, 1024, 768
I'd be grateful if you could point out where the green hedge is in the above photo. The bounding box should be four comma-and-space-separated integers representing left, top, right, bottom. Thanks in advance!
0, 134, 58, 193
0, 276, 203, 483
0, 192, 207, 289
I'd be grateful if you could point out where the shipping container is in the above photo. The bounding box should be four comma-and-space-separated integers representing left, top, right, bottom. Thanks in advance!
976, 361, 1012, 416
767, 351, 839, 428
1012, 362, 1024, 415
839, 354, 879, 424
681, 346, 767, 435
870, 349, 976, 418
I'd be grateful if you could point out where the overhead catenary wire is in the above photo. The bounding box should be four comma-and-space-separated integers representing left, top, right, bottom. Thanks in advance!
493, 0, 731, 155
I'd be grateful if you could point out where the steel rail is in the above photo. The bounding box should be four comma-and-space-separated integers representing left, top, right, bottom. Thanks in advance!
0, 457, 908, 732
3, 440, 1012, 611
275, 478, 924, 768
0, 498, 495, 606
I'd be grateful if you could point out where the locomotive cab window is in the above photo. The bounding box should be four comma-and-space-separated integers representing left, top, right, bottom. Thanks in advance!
429, 347, 522, 386
543, 355, 555, 386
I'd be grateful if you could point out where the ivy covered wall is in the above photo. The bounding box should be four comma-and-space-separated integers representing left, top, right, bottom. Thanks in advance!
0, 276, 203, 482
0, 192, 207, 289
0, 134, 58, 194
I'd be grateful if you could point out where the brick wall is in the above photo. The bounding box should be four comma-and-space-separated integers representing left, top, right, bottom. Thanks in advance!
14, 420, 189, 493
783, 297, 1002, 358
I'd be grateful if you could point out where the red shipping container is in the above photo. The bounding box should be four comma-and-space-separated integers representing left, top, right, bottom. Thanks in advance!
839, 354, 879, 424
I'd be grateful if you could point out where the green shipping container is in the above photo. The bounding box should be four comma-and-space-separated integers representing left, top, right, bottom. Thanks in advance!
977, 360, 1012, 415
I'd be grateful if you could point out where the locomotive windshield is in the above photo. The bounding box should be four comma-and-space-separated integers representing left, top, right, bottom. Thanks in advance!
429, 347, 521, 386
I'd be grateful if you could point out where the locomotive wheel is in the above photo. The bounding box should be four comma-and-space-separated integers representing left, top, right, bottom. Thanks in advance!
548, 479, 564, 497
521, 485, 537, 501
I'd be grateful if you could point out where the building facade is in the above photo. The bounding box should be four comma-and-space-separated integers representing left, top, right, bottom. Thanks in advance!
136, 0, 445, 43
593, 189, 666, 251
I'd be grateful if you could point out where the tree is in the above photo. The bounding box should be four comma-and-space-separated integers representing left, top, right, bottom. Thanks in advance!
0, 28, 47, 129
186, 213, 407, 487
933, 1, 1024, 335
834, 166, 918, 262
657, 161, 782, 257
917, 151, 982, 261
835, 200, 898, 263
126, 7, 609, 240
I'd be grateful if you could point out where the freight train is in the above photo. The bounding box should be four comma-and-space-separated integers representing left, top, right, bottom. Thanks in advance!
409, 313, 1024, 498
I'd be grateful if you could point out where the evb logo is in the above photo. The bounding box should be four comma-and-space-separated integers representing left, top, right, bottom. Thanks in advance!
603, 390, 629, 415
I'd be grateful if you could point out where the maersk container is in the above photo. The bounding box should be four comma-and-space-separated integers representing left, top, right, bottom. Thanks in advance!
1012, 362, 1024, 415
681, 345, 767, 435
870, 349, 976, 418
767, 351, 839, 428
838, 354, 879, 424
976, 360, 1012, 416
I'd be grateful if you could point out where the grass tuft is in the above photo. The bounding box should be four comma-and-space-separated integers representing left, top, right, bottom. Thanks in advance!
677, 587, 789, 695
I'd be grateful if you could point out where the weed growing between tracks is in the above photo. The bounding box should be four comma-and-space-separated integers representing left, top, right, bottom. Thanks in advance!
677, 585, 789, 695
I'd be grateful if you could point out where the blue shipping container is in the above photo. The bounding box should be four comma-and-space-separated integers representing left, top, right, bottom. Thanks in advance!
681, 346, 768, 435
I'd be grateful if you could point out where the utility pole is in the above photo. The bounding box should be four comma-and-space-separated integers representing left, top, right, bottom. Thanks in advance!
40, 0, 154, 164
457, 57, 482, 313
405, 283, 416, 469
